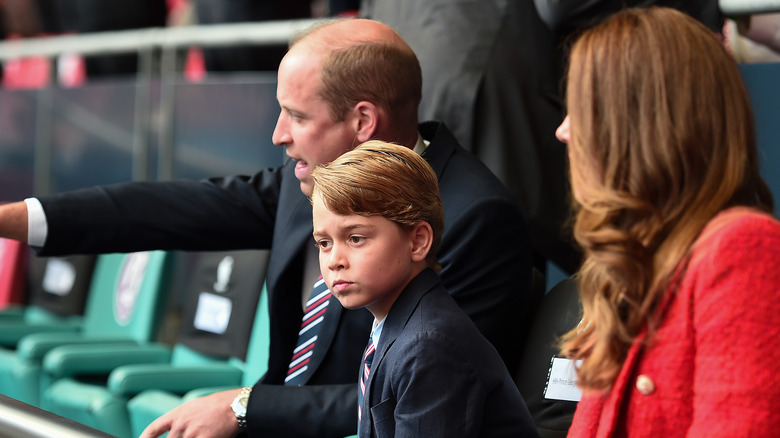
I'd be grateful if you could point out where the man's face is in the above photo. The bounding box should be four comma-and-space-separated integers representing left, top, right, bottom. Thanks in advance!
312, 193, 417, 321
272, 50, 357, 197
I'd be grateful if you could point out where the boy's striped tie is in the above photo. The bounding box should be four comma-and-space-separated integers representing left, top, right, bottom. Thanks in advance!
357, 337, 376, 426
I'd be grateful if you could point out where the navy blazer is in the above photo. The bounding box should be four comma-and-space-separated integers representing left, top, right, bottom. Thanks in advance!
37, 121, 536, 437
360, 268, 538, 438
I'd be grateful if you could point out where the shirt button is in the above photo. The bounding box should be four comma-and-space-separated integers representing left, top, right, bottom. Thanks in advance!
636, 375, 655, 395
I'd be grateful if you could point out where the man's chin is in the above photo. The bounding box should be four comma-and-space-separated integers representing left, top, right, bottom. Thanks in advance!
300, 181, 314, 197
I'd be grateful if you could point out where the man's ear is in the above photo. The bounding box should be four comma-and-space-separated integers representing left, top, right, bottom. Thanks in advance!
352, 101, 379, 143
410, 222, 434, 263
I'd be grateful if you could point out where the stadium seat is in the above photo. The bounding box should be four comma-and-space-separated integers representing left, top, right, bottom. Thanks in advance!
0, 251, 173, 408
126, 281, 271, 437
42, 250, 270, 438
514, 277, 582, 438
0, 255, 96, 348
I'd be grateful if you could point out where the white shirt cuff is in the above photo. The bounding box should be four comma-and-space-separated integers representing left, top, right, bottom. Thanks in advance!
24, 198, 48, 247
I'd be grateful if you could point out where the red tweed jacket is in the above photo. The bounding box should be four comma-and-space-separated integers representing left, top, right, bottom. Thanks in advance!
568, 207, 780, 437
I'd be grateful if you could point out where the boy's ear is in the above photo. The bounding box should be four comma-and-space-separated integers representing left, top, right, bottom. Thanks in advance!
352, 101, 379, 144
410, 222, 434, 263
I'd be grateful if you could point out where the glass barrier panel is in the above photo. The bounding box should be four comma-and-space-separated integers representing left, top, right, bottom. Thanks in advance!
172, 75, 284, 180
0, 89, 36, 201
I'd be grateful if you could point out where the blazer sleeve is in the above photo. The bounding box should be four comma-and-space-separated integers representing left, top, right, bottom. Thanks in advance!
247, 383, 358, 438
36, 166, 285, 256
688, 213, 780, 436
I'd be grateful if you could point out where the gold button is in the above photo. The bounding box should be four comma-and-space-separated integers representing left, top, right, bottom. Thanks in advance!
636, 375, 655, 395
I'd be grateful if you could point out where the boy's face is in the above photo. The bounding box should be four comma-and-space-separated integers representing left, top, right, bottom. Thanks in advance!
272, 49, 358, 197
312, 193, 424, 321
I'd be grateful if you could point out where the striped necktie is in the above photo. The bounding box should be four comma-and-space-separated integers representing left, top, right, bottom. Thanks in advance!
357, 337, 376, 426
285, 275, 331, 386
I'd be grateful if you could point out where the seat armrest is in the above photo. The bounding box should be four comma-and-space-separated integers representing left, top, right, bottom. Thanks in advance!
17, 332, 138, 361
0, 306, 25, 320
0, 324, 81, 348
182, 386, 240, 401
43, 343, 172, 379
108, 364, 243, 397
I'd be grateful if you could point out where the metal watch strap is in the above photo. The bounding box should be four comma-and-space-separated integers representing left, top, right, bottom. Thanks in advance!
235, 386, 252, 430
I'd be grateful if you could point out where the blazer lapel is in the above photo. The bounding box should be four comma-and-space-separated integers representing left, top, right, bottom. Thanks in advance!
595, 261, 689, 437
274, 190, 313, 271
265, 175, 319, 383
419, 122, 456, 180
364, 270, 441, 400
268, 164, 315, 296
274, 170, 346, 385
596, 336, 645, 437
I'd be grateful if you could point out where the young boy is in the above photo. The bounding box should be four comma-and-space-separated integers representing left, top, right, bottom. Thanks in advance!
310, 141, 538, 437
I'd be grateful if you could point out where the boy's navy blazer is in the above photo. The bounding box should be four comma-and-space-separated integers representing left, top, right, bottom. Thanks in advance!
359, 268, 538, 437
36, 121, 536, 437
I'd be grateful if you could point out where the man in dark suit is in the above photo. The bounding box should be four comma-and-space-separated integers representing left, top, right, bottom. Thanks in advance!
0, 19, 535, 438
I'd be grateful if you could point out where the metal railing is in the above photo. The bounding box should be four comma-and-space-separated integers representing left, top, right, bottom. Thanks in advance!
0, 19, 322, 194
0, 19, 322, 62
0, 394, 113, 438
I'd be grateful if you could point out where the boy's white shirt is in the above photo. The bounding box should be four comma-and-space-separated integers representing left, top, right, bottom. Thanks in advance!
371, 317, 384, 352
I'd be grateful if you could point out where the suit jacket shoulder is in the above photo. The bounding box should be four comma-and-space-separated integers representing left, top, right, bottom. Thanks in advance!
420, 120, 537, 372
361, 269, 538, 437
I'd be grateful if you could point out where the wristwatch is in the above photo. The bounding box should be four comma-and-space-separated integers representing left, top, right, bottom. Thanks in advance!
231, 386, 252, 430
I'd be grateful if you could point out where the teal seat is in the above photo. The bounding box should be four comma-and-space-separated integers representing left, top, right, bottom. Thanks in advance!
0, 255, 96, 348
126, 280, 271, 437
0, 251, 173, 409
42, 250, 270, 438
514, 277, 581, 438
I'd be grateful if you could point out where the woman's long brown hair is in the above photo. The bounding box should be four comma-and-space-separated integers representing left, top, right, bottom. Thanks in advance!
560, 7, 773, 391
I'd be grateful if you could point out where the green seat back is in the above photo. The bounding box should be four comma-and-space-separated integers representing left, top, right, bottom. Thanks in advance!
81, 251, 172, 342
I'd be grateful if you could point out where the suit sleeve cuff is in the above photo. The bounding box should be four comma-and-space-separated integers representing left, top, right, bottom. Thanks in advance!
24, 198, 48, 247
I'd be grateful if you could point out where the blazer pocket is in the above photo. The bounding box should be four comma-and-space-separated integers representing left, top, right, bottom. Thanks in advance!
371, 398, 396, 438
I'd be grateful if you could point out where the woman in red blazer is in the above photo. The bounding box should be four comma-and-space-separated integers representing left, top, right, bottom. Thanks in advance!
554, 7, 780, 437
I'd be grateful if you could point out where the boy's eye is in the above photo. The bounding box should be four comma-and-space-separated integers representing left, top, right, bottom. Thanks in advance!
315, 240, 332, 250
349, 236, 365, 244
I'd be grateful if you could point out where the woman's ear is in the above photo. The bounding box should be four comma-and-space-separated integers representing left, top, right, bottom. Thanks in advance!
409, 222, 434, 263
352, 101, 379, 143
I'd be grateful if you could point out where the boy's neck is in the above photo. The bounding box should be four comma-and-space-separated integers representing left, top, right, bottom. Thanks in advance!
367, 265, 428, 322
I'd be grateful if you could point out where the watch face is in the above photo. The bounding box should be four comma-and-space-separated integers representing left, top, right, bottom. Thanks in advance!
231, 396, 247, 417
